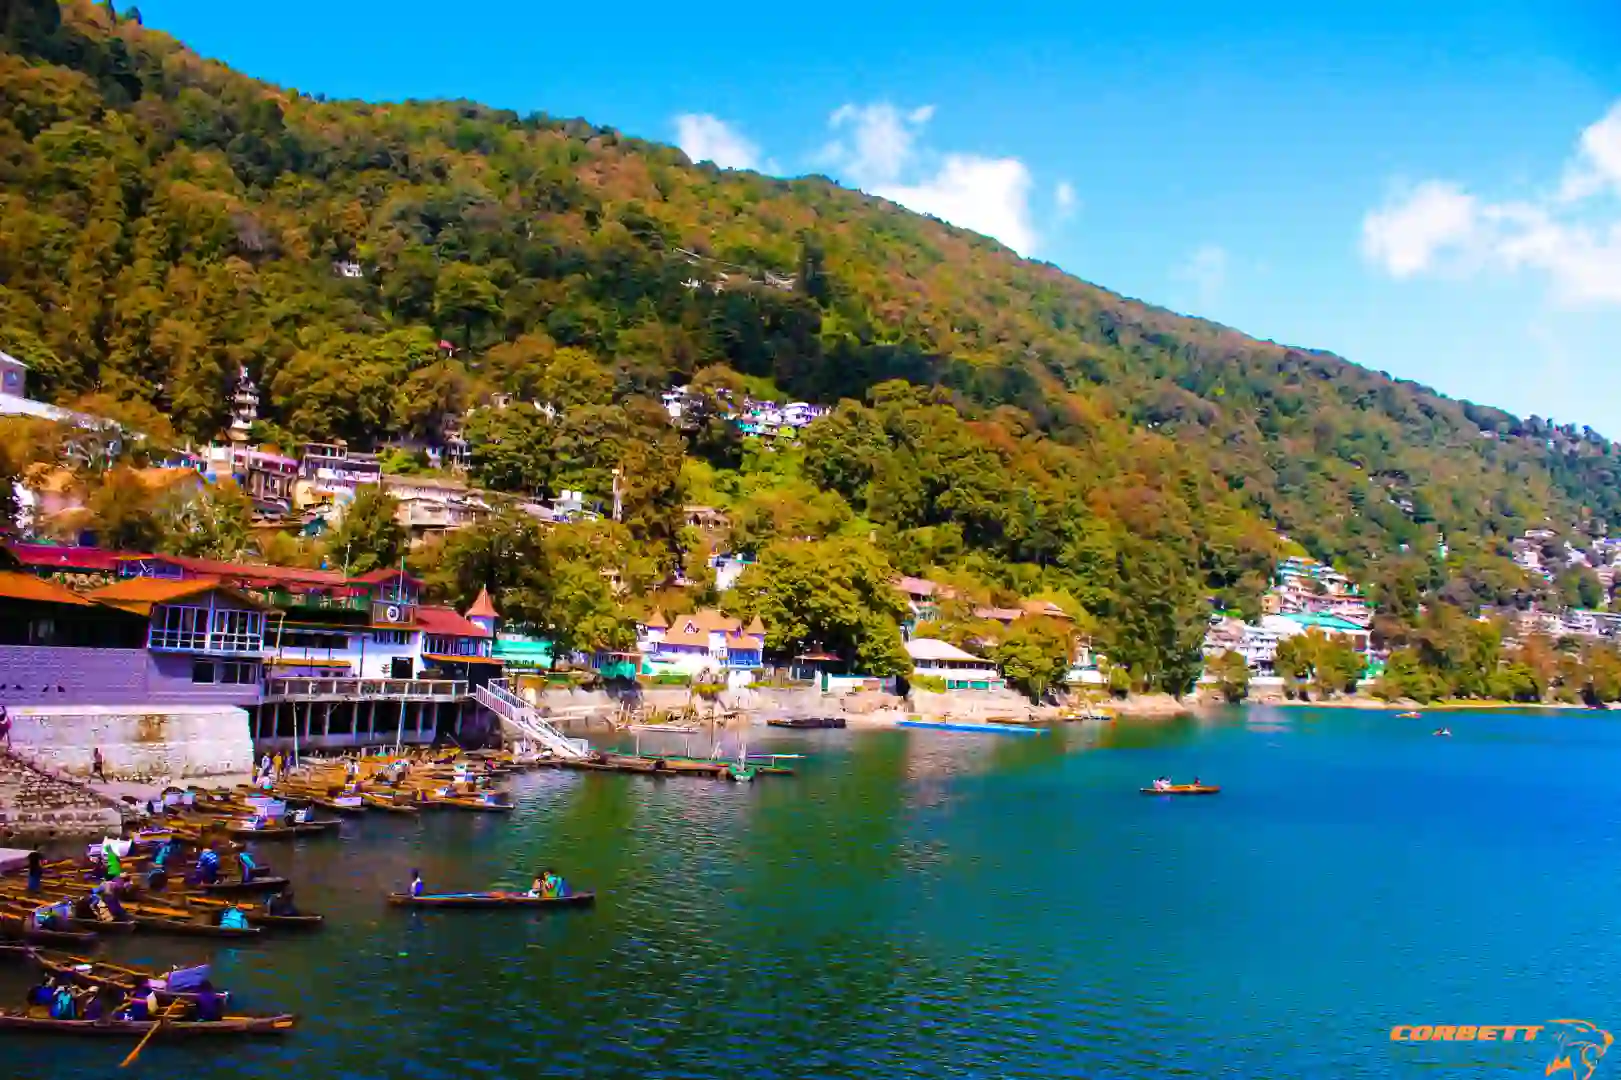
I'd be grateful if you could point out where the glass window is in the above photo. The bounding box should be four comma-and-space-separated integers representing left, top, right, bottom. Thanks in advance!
192, 659, 216, 683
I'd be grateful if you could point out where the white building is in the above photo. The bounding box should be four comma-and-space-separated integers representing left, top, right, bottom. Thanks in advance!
905, 637, 1005, 691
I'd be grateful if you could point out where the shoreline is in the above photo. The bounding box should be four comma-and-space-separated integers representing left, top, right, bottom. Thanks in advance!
1259, 697, 1608, 712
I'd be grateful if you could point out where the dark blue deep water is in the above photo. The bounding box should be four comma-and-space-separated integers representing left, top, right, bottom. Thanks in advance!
8, 706, 1618, 1079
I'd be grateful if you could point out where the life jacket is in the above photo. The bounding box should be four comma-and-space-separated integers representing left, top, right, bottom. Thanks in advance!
220, 908, 248, 930
50, 986, 75, 1020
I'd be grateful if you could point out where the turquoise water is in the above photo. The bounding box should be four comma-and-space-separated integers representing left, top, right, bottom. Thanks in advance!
5, 706, 1617, 1078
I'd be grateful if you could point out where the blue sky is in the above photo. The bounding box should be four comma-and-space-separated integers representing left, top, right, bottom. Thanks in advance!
141, 1, 1621, 431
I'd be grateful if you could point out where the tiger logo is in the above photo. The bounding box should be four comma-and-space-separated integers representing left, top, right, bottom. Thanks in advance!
1546, 1019, 1612, 1080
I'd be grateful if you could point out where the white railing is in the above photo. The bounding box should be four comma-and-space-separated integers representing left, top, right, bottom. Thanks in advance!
264, 677, 468, 700
472, 679, 587, 758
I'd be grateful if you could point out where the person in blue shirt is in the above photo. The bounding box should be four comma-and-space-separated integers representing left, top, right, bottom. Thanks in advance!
219, 905, 250, 931
409, 869, 424, 898
238, 849, 258, 884
195, 848, 221, 885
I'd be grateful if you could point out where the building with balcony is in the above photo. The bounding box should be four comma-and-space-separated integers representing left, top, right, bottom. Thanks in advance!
638, 609, 765, 687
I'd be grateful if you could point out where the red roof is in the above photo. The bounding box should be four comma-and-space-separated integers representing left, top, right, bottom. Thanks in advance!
464, 587, 499, 619
120, 553, 345, 588
7, 545, 134, 573
348, 568, 424, 586
415, 605, 491, 638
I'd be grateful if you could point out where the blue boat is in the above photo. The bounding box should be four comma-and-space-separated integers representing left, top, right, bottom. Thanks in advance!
896, 720, 1047, 736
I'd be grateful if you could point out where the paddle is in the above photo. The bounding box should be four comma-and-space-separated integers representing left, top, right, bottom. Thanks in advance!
120, 998, 182, 1068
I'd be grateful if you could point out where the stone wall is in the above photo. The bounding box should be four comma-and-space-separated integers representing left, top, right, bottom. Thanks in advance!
0, 753, 123, 840
5, 704, 256, 781
908, 688, 1043, 720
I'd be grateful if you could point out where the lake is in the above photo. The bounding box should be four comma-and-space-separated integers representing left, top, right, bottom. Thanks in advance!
7, 705, 1617, 1079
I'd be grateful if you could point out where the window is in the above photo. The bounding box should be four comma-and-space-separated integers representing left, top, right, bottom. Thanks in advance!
192, 659, 216, 683
269, 629, 350, 652
210, 608, 263, 653
151, 605, 209, 651
373, 630, 408, 646
220, 661, 260, 685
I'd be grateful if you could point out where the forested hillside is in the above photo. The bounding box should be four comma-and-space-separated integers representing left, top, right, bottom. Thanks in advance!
1, 0, 1617, 688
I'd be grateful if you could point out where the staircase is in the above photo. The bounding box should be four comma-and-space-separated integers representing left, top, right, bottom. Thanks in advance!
472, 680, 589, 759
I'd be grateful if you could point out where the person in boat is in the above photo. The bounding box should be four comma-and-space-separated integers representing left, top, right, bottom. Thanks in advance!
238, 848, 259, 884
266, 889, 296, 916
219, 904, 251, 931
1192, 777, 1201, 787
101, 837, 122, 881
121, 982, 160, 1022
410, 869, 425, 898
25, 847, 41, 894
81, 988, 113, 1023
86, 888, 118, 924
195, 846, 221, 885
541, 869, 567, 899
96, 882, 128, 921
49, 980, 81, 1020
193, 980, 223, 1022
26, 976, 55, 1011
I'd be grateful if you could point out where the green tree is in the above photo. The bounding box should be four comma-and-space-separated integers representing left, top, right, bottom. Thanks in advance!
331, 487, 408, 575
84, 465, 161, 551
727, 536, 912, 677
991, 617, 1073, 702
154, 477, 252, 560
1208, 650, 1251, 703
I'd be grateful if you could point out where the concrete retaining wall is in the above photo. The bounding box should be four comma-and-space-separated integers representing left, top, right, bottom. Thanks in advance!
0, 645, 259, 708
4, 705, 256, 782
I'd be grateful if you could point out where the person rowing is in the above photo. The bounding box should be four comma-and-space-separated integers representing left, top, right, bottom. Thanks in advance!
540, 869, 567, 899
410, 869, 425, 898
238, 848, 259, 884
267, 888, 296, 916
1152, 777, 1170, 790
192, 980, 223, 1022
219, 904, 250, 931
120, 982, 160, 1022
527, 873, 544, 897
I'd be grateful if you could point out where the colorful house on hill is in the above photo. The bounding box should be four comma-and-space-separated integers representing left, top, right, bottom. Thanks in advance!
638, 609, 766, 687
904, 638, 1005, 691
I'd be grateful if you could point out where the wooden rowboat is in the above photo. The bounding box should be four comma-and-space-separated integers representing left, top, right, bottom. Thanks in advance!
385, 891, 595, 909
360, 793, 418, 814
432, 797, 513, 813
1139, 785, 1221, 795
197, 876, 289, 895
0, 1011, 293, 1036
18, 950, 226, 1006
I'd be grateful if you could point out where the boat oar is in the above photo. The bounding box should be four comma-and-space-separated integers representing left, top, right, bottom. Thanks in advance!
120, 998, 183, 1068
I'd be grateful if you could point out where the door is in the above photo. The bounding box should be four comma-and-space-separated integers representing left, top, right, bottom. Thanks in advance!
390, 657, 413, 680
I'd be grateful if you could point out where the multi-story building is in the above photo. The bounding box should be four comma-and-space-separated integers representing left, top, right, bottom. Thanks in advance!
638, 609, 765, 687
113, 554, 500, 752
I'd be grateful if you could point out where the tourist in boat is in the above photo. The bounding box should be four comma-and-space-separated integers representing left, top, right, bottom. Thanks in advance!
49, 981, 80, 1020
193, 980, 224, 1022
1192, 777, 1201, 787
195, 847, 221, 885
26, 976, 55, 1011
86, 889, 118, 924
410, 869, 425, 898
527, 874, 544, 897
238, 848, 259, 884
121, 982, 160, 1022
101, 837, 122, 880
219, 904, 251, 931
267, 888, 296, 915
81, 988, 113, 1023
540, 869, 567, 899
25, 847, 41, 894
96, 882, 128, 921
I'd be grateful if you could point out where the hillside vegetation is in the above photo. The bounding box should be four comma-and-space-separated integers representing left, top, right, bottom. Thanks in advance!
1, 1, 1616, 690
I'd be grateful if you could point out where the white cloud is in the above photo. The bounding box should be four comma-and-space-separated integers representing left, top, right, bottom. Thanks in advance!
1055, 180, 1078, 218
879, 156, 1039, 256
819, 101, 1042, 254
1173, 244, 1229, 311
673, 114, 759, 171
1362, 181, 1479, 278
1361, 102, 1621, 306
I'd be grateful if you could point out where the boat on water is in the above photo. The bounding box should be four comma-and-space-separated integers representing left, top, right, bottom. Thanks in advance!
896, 719, 1047, 736
1433, 728, 1452, 737
0, 1012, 295, 1036
766, 716, 846, 729
386, 891, 595, 909
196, 876, 289, 895
1397, 711, 1422, 719
1139, 784, 1221, 795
